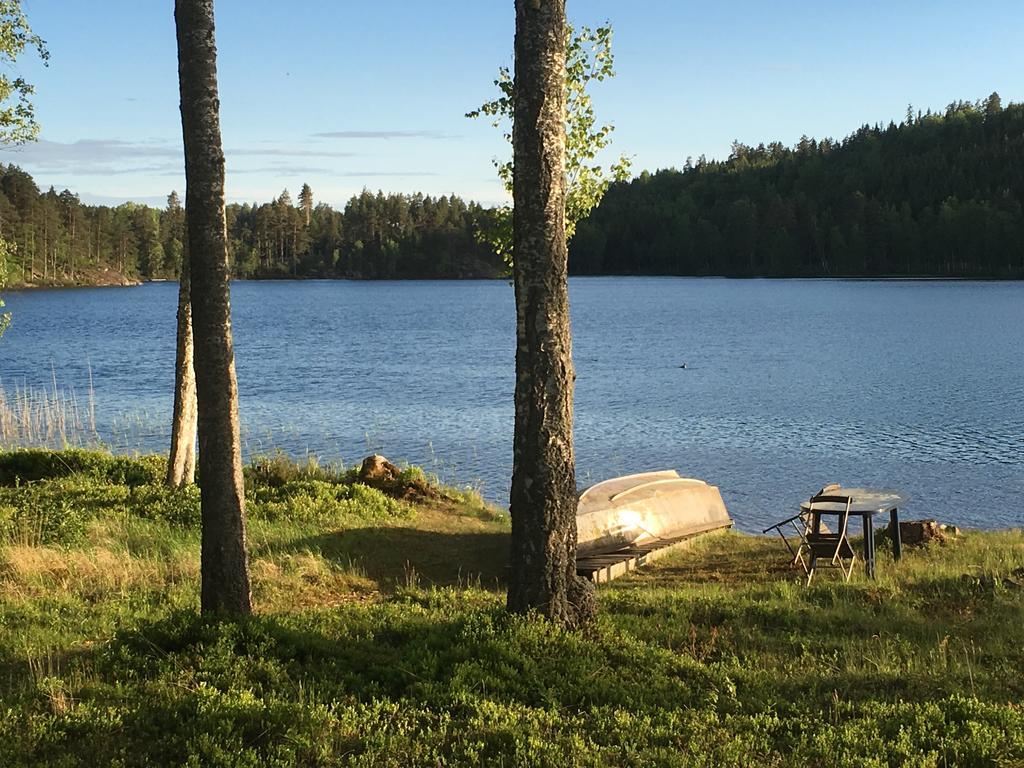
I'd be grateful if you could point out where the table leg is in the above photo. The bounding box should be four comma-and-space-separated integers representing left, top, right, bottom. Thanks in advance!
890, 507, 902, 562
862, 514, 876, 579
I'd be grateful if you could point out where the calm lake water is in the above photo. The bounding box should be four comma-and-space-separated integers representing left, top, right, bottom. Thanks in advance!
2, 278, 1022, 532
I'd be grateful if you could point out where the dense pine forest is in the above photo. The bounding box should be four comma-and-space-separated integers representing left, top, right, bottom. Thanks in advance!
572, 93, 1024, 277
4, 94, 1024, 286
0, 173, 504, 285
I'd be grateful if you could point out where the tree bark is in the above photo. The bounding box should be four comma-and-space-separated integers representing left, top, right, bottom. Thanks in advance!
175, 0, 252, 615
507, 0, 595, 629
166, 251, 197, 487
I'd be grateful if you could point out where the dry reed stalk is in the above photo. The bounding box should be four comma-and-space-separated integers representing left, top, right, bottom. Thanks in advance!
0, 377, 100, 449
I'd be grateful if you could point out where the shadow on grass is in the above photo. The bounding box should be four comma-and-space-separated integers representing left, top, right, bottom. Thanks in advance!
286, 526, 509, 590
612, 532, 909, 591
0, 645, 95, 701
5, 605, 736, 765
609, 533, 804, 589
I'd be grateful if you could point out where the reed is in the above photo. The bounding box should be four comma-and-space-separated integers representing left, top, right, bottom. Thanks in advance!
0, 377, 99, 449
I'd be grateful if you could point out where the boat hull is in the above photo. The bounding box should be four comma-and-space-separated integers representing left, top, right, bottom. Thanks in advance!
576, 471, 732, 557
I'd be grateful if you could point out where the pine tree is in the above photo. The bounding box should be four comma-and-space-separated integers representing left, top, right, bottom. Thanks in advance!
298, 183, 313, 227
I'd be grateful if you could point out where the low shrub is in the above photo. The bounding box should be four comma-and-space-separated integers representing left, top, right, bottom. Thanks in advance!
249, 480, 413, 524
244, 452, 353, 490
128, 483, 202, 527
0, 451, 416, 535
0, 448, 164, 487
0, 481, 91, 545
3, 602, 1022, 767
0, 476, 203, 544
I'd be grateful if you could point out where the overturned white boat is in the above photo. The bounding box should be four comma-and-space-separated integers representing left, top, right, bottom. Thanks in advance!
576, 470, 733, 557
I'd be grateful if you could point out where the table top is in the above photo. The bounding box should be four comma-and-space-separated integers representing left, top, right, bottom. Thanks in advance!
799, 487, 909, 515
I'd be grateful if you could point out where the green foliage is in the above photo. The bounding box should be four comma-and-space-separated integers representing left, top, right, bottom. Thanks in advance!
0, 0, 47, 145
467, 24, 631, 266
249, 480, 413, 525
0, 450, 416, 545
562, 26, 633, 239
0, 479, 91, 544
0, 476, 198, 544
1, 452, 1022, 764
2, 577, 1023, 765
245, 451, 353, 489
573, 94, 1024, 278
0, 237, 10, 337
0, 1, 34, 322
128, 483, 202, 527
0, 448, 165, 487
242, 453, 414, 524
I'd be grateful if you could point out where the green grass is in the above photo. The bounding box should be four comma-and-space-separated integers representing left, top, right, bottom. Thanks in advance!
0, 449, 1022, 766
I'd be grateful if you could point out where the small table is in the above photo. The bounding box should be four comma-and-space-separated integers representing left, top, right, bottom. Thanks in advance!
799, 487, 908, 579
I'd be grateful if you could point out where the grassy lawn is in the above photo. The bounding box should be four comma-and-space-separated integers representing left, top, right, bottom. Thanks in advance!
1, 449, 1022, 766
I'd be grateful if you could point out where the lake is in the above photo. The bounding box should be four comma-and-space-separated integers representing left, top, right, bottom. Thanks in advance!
2, 278, 1022, 532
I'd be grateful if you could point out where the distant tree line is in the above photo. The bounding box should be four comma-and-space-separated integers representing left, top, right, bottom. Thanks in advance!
0, 168, 505, 284
6, 93, 1024, 285
570, 93, 1024, 278
228, 186, 503, 279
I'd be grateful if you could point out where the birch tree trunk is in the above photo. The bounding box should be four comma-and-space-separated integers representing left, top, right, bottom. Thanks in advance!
175, 0, 252, 615
166, 251, 197, 487
507, 0, 595, 628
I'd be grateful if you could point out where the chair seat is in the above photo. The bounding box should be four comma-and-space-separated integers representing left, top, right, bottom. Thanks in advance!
806, 537, 855, 559
802, 492, 857, 585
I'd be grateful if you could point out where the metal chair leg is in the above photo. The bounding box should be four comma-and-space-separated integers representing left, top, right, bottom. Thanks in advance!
840, 554, 856, 582
790, 516, 811, 573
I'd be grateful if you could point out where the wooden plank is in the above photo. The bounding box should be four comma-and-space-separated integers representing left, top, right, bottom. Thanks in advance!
576, 525, 731, 583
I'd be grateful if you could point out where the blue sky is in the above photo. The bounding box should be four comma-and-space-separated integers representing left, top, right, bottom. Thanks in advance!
2, 1, 1023, 209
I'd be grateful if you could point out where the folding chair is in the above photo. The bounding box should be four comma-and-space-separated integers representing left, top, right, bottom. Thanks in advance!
805, 493, 856, 586
762, 512, 812, 574
762, 484, 841, 574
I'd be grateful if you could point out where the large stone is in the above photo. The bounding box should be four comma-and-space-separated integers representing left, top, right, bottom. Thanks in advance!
357, 454, 437, 502
358, 454, 401, 485
892, 519, 960, 546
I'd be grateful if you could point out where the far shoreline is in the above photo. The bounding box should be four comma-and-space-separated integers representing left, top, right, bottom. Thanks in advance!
6, 273, 1024, 292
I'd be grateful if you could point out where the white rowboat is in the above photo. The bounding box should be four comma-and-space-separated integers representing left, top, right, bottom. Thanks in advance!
576, 470, 733, 557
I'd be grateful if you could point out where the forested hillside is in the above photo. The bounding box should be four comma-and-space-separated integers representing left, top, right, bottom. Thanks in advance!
0, 171, 504, 285
5, 94, 1024, 285
571, 93, 1024, 277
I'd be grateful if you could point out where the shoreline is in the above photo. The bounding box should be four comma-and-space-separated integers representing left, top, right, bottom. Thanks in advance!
5, 273, 1024, 291
0, 445, 1018, 536
5, 272, 142, 291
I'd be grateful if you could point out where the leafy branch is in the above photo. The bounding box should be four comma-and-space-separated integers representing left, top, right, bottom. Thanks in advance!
0, 0, 49, 145
467, 24, 631, 267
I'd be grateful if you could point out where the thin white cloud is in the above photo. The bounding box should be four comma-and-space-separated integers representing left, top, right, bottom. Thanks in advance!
311, 130, 458, 140
338, 171, 438, 177
74, 192, 175, 207
230, 147, 356, 158
0, 139, 179, 173
0, 138, 358, 177
229, 167, 437, 178
230, 165, 331, 176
